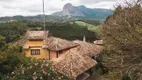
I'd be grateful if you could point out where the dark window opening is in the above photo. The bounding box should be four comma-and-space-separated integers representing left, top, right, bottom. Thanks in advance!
31, 49, 40, 55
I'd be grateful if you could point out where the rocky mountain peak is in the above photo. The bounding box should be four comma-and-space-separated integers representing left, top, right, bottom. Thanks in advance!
52, 3, 113, 20
63, 3, 84, 16
63, 3, 73, 9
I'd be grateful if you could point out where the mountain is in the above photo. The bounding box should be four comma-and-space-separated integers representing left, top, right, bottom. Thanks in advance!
0, 3, 113, 22
52, 3, 113, 20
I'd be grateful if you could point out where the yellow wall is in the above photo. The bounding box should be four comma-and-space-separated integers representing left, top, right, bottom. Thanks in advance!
28, 40, 43, 46
24, 48, 49, 59
24, 40, 49, 59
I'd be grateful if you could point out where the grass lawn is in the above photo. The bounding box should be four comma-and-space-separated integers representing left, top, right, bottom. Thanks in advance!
75, 21, 102, 36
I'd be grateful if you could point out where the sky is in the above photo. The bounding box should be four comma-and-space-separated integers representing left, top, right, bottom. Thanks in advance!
0, 0, 120, 17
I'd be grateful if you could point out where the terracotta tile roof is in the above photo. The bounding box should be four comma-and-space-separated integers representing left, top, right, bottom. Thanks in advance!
73, 40, 103, 57
53, 48, 97, 78
26, 31, 48, 40
43, 36, 79, 51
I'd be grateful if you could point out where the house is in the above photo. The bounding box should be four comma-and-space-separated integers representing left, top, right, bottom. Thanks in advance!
17, 31, 78, 60
16, 30, 103, 79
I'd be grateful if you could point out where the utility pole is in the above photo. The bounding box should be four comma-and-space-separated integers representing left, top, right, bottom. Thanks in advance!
42, 0, 45, 30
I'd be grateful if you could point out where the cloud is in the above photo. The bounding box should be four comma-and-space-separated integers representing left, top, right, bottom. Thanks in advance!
0, 0, 17, 2
92, 1, 117, 9
80, 0, 117, 4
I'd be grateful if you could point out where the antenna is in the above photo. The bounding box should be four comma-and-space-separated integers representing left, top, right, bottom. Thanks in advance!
83, 36, 86, 42
42, 0, 45, 30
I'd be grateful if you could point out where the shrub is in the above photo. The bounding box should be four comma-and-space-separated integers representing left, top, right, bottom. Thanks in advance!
0, 53, 32, 75
4, 61, 70, 80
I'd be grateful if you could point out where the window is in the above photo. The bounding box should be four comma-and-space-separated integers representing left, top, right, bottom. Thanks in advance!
31, 49, 40, 55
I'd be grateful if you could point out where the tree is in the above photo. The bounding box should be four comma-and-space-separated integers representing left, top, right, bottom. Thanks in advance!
0, 36, 6, 49
0, 21, 27, 43
101, 0, 142, 80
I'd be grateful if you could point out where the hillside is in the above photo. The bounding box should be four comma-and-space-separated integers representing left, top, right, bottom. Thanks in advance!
0, 15, 75, 23
74, 21, 102, 36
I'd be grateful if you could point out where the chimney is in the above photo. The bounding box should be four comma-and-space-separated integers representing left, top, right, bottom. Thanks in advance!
83, 36, 86, 42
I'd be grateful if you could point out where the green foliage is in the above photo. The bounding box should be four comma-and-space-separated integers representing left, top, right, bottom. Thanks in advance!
0, 21, 27, 43
0, 35, 6, 49
6, 45, 22, 54
0, 53, 31, 77
0, 45, 31, 77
